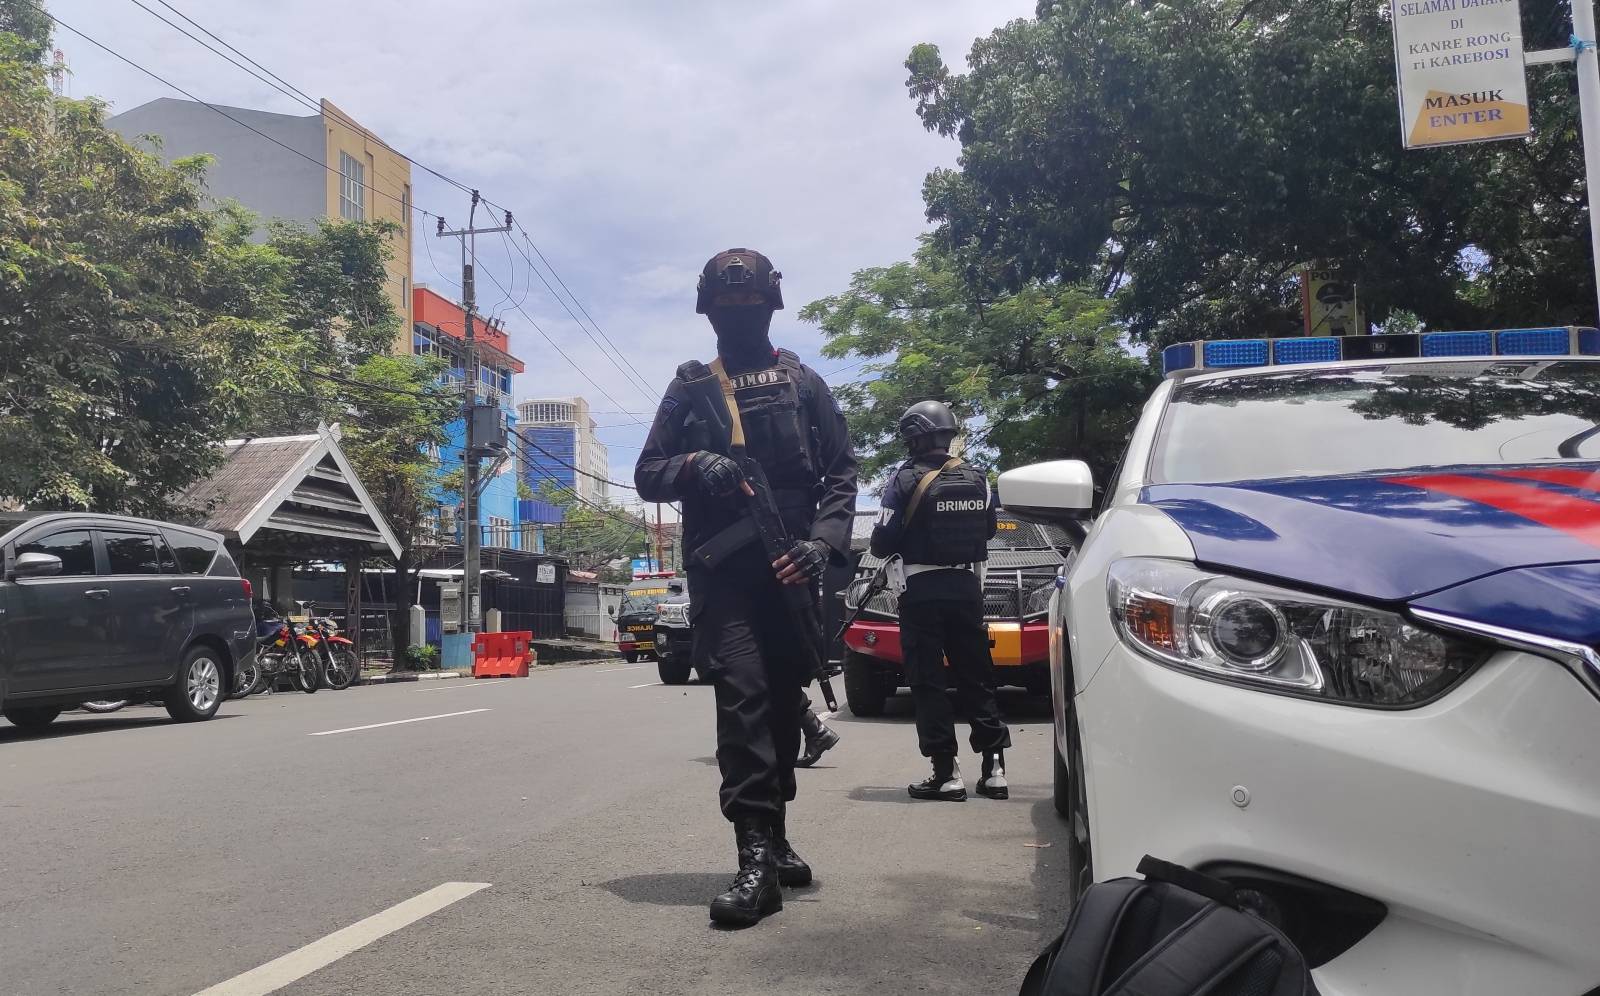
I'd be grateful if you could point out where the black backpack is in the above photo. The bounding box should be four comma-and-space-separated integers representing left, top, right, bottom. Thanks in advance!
1020, 856, 1318, 996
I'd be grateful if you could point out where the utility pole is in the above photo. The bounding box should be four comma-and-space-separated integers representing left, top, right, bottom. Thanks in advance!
436, 192, 512, 633
654, 502, 665, 574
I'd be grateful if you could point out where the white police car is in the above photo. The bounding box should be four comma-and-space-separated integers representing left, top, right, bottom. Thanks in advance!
998, 328, 1600, 995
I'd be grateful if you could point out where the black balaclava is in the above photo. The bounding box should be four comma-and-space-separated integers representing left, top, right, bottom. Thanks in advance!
709, 304, 777, 373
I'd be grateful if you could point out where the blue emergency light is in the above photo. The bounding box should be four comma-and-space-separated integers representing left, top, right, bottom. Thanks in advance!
1161, 326, 1600, 377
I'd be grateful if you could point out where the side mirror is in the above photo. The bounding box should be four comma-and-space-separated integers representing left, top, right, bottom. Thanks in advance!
11, 551, 63, 579
999, 460, 1096, 525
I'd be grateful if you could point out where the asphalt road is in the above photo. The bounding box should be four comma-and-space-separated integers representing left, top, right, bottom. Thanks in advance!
1, 662, 1071, 995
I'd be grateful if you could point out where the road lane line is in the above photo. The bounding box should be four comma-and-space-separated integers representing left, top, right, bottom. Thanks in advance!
193, 881, 490, 996
414, 679, 505, 691
597, 665, 644, 673
308, 709, 490, 736
629, 682, 662, 689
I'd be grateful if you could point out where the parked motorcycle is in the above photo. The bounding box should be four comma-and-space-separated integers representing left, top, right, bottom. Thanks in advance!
299, 603, 358, 691
252, 620, 322, 694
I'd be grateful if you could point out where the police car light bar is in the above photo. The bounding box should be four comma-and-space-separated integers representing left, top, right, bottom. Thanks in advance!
1161, 326, 1600, 377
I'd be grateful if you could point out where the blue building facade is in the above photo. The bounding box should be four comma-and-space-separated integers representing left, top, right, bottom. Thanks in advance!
414, 286, 527, 551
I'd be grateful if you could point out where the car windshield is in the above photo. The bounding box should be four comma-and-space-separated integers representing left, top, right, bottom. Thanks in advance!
1153, 360, 1600, 484
620, 592, 669, 615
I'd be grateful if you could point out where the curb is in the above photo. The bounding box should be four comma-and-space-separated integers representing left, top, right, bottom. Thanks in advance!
355, 669, 469, 686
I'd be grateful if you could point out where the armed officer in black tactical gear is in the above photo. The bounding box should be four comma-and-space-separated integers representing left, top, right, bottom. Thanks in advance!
870, 400, 1011, 802
635, 248, 857, 927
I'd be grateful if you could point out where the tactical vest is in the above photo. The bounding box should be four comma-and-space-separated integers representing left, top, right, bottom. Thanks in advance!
678, 349, 819, 494
899, 460, 990, 566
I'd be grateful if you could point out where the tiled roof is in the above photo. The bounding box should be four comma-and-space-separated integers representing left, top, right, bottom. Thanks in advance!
177, 435, 319, 533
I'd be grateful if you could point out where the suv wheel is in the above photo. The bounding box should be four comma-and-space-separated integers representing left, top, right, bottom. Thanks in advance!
658, 657, 692, 685
3, 706, 62, 731
166, 646, 224, 722
624, 649, 639, 664
843, 650, 889, 717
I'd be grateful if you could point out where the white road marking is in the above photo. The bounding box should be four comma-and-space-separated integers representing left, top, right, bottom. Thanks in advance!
414, 679, 506, 692
628, 682, 662, 689
193, 881, 490, 996
596, 665, 644, 673
308, 709, 490, 736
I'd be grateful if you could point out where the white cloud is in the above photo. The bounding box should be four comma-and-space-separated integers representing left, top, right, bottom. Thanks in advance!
47, 0, 1036, 484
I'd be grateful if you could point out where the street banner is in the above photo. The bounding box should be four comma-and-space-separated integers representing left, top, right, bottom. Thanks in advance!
1391, 0, 1530, 148
1301, 267, 1366, 336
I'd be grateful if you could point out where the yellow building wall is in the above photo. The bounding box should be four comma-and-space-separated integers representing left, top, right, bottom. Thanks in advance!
321, 99, 414, 351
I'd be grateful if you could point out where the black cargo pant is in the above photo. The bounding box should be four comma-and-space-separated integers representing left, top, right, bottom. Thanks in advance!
901, 593, 1011, 759
691, 547, 808, 823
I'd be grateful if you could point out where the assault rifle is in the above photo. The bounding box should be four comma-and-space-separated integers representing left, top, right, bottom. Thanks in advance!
832, 559, 894, 647
680, 361, 839, 711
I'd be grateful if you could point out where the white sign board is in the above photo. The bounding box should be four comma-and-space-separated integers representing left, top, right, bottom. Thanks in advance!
1391, 0, 1529, 148
535, 563, 556, 585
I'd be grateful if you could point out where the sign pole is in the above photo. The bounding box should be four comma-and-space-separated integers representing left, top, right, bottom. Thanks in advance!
1573, 0, 1600, 324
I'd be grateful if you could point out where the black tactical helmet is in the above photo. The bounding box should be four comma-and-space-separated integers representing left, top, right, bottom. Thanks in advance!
898, 400, 959, 443
696, 248, 784, 314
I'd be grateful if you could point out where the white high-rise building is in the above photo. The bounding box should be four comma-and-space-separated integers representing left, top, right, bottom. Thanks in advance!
517, 397, 610, 505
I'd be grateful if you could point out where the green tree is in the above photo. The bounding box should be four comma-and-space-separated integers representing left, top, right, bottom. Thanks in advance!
537, 484, 647, 577
0, 37, 247, 514
804, 240, 1153, 485
905, 0, 1592, 350
337, 353, 455, 655
0, 0, 51, 64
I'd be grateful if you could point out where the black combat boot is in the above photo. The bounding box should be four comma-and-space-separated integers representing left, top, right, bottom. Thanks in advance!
771, 806, 813, 887
908, 755, 966, 801
977, 749, 1009, 800
796, 726, 840, 768
709, 818, 783, 927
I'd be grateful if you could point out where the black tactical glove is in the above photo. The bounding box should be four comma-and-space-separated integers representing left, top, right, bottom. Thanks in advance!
775, 538, 830, 585
690, 450, 743, 497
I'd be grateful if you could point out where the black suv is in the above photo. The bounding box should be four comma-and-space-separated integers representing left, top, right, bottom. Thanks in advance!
0, 512, 257, 731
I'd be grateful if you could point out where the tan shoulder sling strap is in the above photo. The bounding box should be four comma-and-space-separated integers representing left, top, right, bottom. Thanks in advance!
903, 456, 961, 526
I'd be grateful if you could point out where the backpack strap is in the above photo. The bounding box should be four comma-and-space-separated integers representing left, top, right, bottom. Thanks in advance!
903, 457, 961, 526
1102, 905, 1276, 996
1137, 855, 1239, 909
1032, 879, 1150, 995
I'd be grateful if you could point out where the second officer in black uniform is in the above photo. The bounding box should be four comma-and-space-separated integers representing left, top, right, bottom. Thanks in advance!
635, 248, 857, 927
870, 400, 1011, 802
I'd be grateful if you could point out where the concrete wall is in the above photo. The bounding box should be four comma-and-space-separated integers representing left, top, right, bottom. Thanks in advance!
108, 98, 326, 230
565, 581, 622, 641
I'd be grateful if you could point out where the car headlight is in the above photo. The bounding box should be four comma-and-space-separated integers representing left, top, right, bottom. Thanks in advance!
656, 603, 688, 625
1106, 558, 1487, 707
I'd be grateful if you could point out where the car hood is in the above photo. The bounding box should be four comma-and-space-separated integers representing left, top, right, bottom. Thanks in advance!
1142, 464, 1600, 614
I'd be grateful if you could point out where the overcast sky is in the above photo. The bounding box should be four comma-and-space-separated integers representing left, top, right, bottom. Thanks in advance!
46, 0, 1036, 499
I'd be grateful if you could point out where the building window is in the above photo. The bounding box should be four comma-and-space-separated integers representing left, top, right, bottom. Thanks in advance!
498, 368, 512, 394
413, 326, 436, 356
339, 151, 366, 221
401, 185, 410, 230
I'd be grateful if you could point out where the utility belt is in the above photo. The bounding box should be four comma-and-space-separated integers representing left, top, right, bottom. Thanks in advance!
887, 558, 987, 594
688, 488, 817, 571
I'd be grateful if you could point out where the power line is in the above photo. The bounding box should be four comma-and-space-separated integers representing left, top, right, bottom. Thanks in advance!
39, 7, 435, 223
474, 264, 650, 426
514, 428, 635, 491
500, 231, 658, 402
145, 0, 474, 197
124, 0, 648, 412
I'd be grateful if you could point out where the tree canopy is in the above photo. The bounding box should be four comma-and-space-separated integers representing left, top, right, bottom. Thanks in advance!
803, 242, 1152, 484
907, 0, 1592, 350
810, 0, 1596, 481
